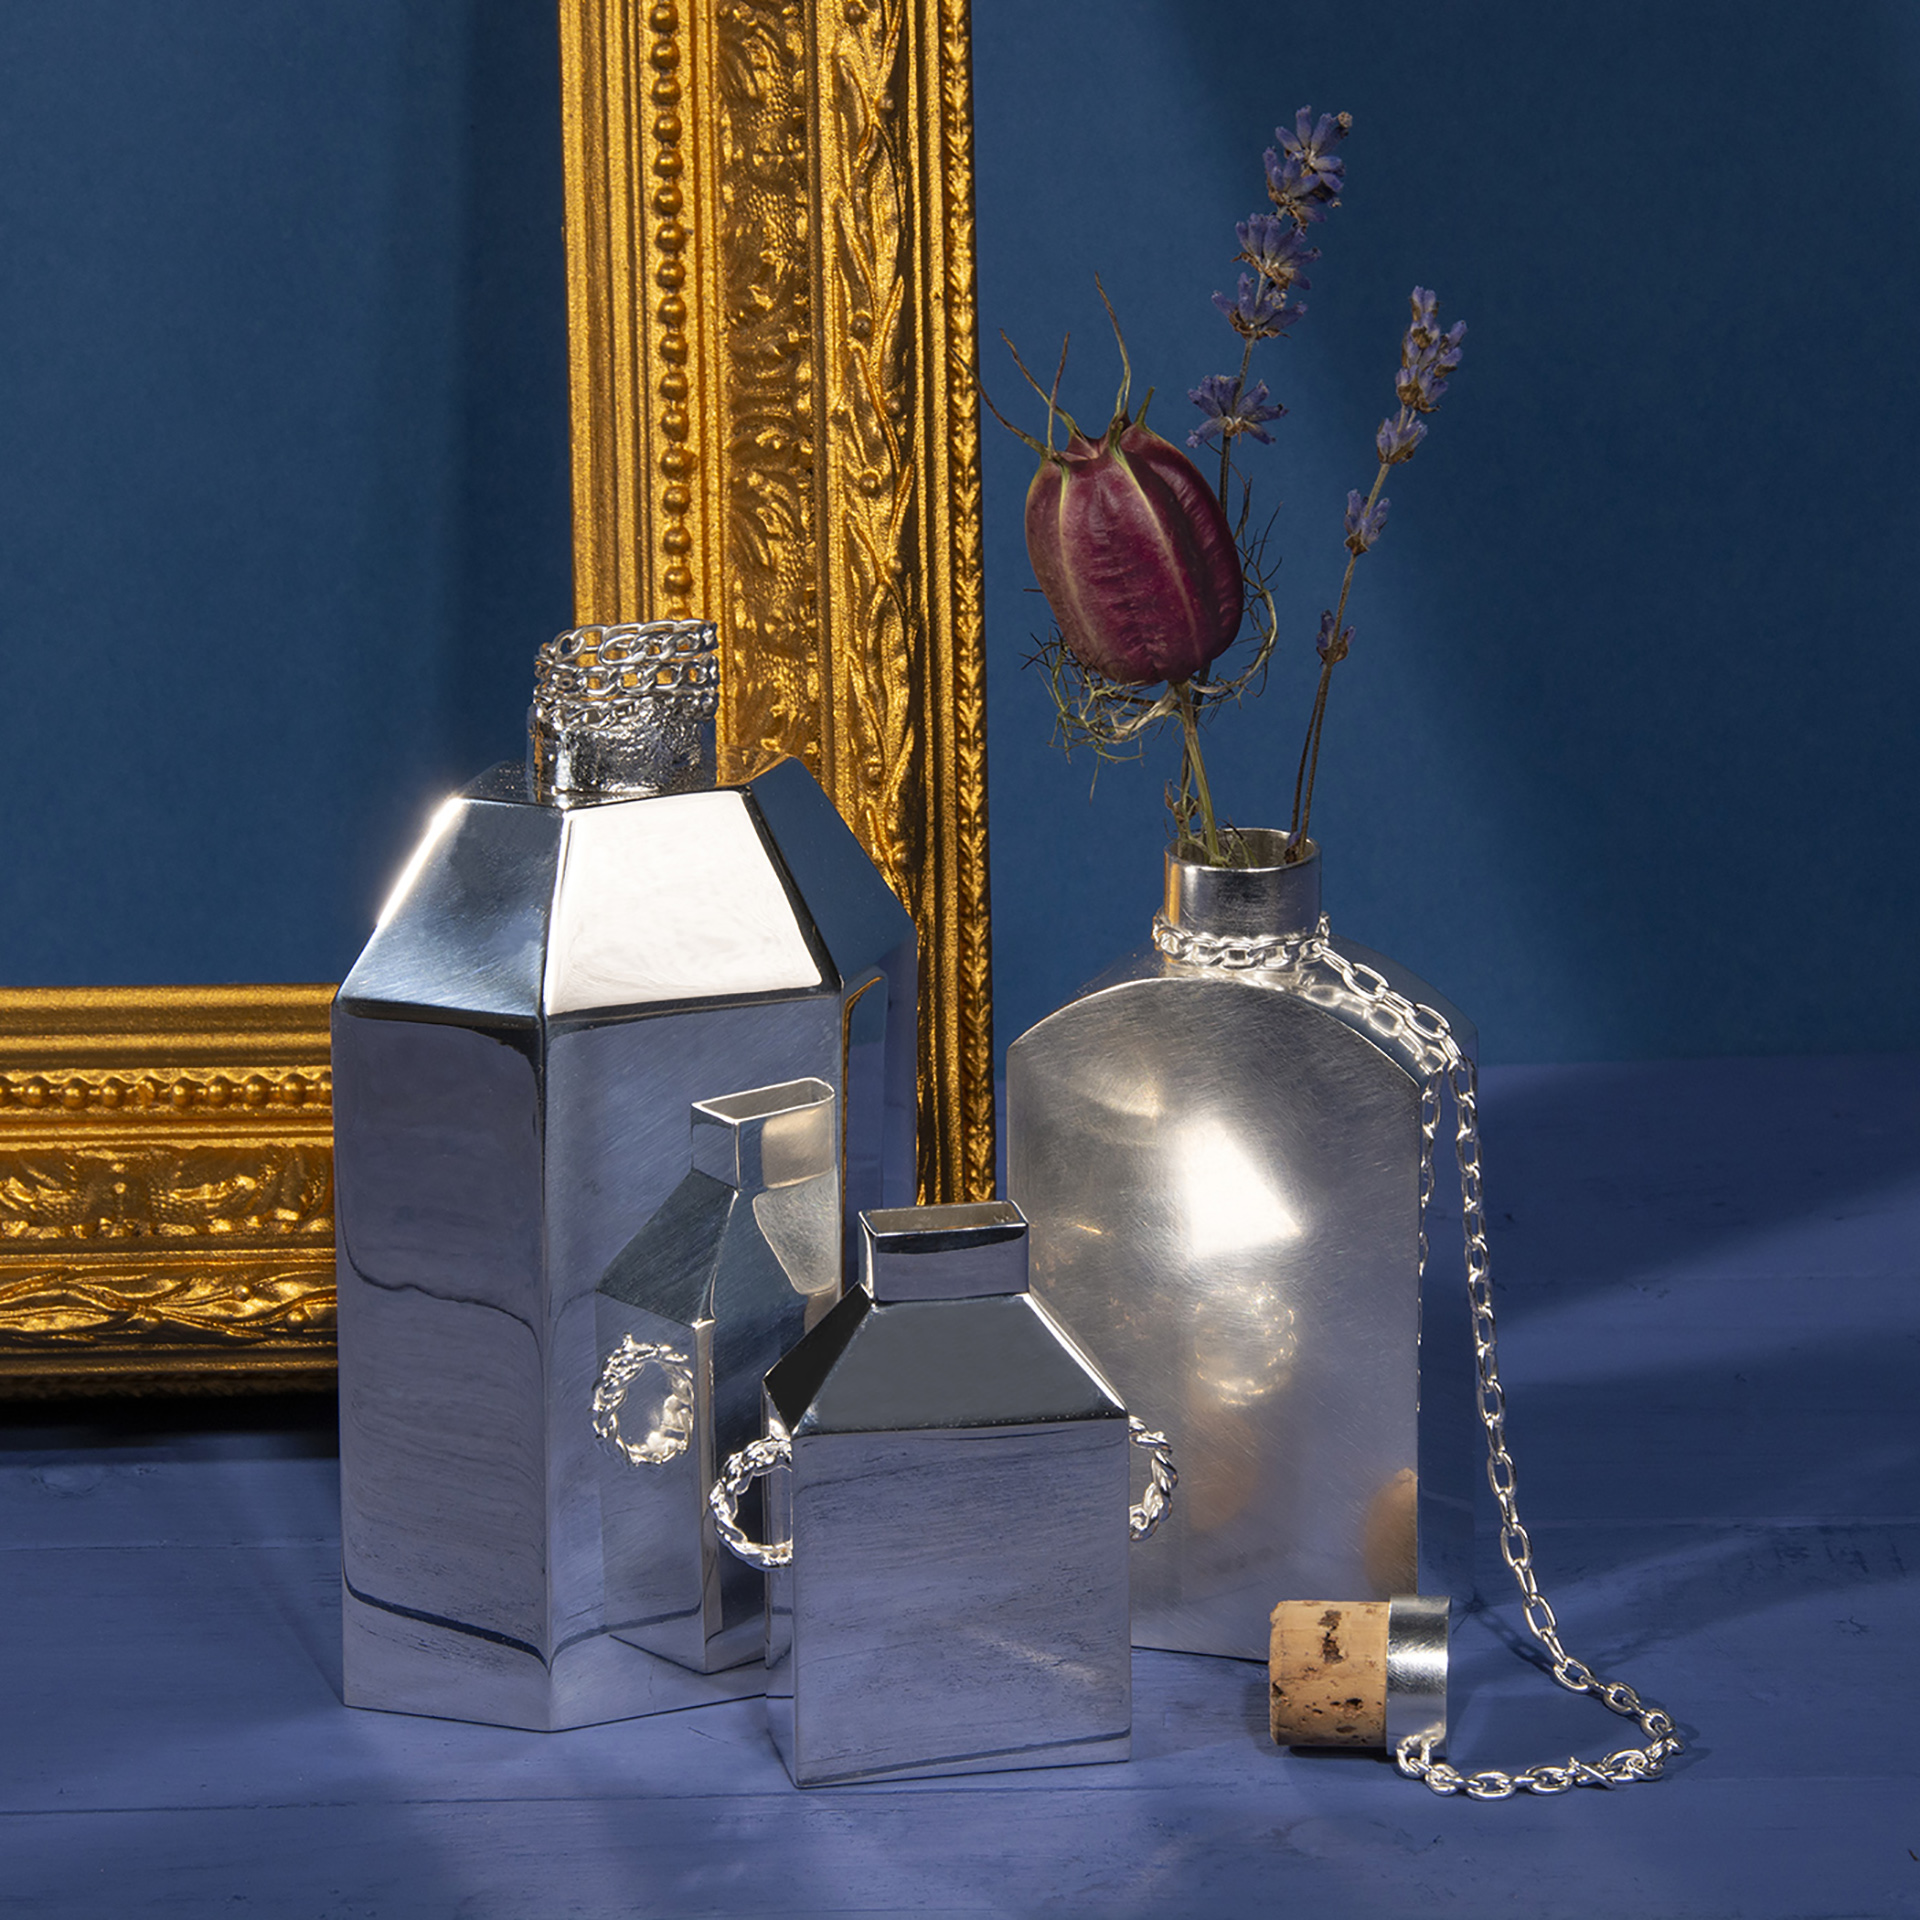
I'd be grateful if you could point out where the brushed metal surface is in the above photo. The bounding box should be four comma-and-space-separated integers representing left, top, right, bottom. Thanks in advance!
756, 1207, 1138, 1786
334, 741, 915, 1730
1163, 828, 1320, 938
1006, 848, 1475, 1665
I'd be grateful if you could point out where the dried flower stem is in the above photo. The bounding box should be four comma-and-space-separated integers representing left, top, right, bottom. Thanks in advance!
1288, 457, 1389, 853
1215, 340, 1256, 506
1174, 680, 1223, 863
1168, 337, 1259, 861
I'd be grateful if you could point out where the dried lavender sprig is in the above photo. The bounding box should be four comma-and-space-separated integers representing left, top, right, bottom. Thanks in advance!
1237, 214, 1319, 296
1265, 108, 1351, 226
1343, 490, 1388, 554
1287, 289, 1466, 853
1198, 107, 1350, 501
1188, 375, 1286, 451
1213, 273, 1304, 341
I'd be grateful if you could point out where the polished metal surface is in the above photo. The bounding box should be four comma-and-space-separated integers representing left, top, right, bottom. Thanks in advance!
334, 646, 916, 1731
743, 1205, 1149, 1786
1163, 831, 1321, 940
1384, 1593, 1450, 1756
596, 1079, 838, 1676
1006, 843, 1477, 1664
860, 1199, 1027, 1301
529, 621, 719, 799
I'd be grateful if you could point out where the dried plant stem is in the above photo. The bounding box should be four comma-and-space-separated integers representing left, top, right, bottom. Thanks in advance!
1215, 340, 1256, 507
1288, 458, 1390, 857
1167, 340, 1257, 854
1174, 680, 1223, 864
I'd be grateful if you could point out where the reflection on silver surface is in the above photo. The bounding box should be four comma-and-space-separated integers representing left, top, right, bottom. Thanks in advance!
746, 1205, 1152, 1787
334, 626, 916, 1731
596, 1079, 839, 1677
543, 793, 826, 1016
1007, 840, 1476, 1664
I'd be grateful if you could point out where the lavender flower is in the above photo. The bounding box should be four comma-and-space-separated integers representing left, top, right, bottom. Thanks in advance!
1376, 407, 1427, 464
1343, 489, 1389, 553
1265, 108, 1352, 225
1236, 213, 1318, 295
1213, 272, 1305, 341
1188, 375, 1286, 449
1315, 611, 1353, 663
1395, 287, 1467, 413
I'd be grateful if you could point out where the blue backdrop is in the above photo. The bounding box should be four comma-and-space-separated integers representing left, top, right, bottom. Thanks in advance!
0, 2, 572, 987
973, 0, 1920, 1063
3, 2, 1916, 1067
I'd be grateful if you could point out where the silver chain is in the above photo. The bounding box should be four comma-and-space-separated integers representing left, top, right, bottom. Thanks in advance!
709, 1434, 793, 1570
1153, 913, 1685, 1798
1127, 1416, 1179, 1542
591, 1337, 695, 1467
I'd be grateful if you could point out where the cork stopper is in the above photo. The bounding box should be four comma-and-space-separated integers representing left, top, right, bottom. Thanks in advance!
1269, 1601, 1389, 1748
1269, 1594, 1450, 1753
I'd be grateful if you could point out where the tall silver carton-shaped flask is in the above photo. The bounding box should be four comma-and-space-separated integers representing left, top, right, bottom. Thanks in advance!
1006, 832, 1476, 1664
333, 620, 917, 1730
594, 1077, 839, 1676
713, 1203, 1177, 1787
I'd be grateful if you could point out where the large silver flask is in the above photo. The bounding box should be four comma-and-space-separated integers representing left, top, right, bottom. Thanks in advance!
332, 619, 917, 1730
1005, 831, 1476, 1664
712, 1202, 1177, 1787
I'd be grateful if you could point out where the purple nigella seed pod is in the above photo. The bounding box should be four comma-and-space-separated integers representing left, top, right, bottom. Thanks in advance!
1024, 418, 1245, 687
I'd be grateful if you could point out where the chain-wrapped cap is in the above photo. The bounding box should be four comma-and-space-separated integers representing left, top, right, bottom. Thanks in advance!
529, 619, 719, 799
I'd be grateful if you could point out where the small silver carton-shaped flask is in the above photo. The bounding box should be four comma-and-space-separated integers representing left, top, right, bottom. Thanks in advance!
712, 1202, 1177, 1787
1007, 835, 1477, 1664
593, 1077, 839, 1677
333, 620, 916, 1730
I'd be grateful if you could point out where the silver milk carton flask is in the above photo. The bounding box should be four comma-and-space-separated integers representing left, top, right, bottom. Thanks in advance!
712, 1202, 1178, 1788
1006, 833, 1478, 1664
332, 619, 917, 1731
593, 1076, 840, 1677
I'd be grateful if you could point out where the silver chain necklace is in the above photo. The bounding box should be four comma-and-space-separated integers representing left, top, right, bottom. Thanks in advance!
1152, 911, 1685, 1798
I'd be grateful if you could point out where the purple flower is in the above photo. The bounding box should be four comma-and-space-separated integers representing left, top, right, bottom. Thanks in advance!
1236, 213, 1318, 294
1343, 489, 1389, 553
1376, 407, 1427, 465
1315, 611, 1353, 663
1282, 108, 1351, 195
1396, 288, 1467, 413
1265, 107, 1352, 224
1187, 375, 1286, 450
1213, 272, 1305, 341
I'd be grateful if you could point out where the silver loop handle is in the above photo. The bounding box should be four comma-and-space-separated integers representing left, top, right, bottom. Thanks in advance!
709, 1434, 793, 1569
1128, 1416, 1177, 1542
591, 1337, 695, 1467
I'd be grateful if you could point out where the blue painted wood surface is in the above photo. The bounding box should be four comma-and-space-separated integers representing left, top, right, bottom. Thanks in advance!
3, 1058, 1916, 1918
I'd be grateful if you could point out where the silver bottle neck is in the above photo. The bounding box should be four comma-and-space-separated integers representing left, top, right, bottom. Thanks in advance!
1163, 831, 1321, 939
528, 620, 719, 800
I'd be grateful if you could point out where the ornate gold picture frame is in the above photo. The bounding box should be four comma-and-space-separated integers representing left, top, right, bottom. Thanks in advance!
0, 0, 990, 1397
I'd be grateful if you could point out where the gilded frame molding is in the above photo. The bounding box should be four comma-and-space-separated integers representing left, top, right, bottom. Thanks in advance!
559, 0, 994, 1208
0, 987, 338, 1396
0, 1, 990, 1396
